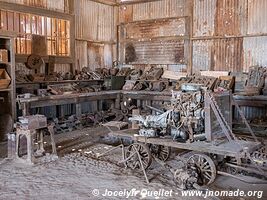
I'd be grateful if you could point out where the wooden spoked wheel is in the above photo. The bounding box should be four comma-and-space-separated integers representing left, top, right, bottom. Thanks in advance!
149, 144, 171, 162
125, 143, 152, 171
187, 153, 217, 185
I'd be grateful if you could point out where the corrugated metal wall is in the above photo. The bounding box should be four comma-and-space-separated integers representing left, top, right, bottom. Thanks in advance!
74, 0, 117, 70
118, 0, 190, 70
132, 0, 188, 21
119, 0, 267, 73
0, 0, 69, 13
118, 0, 267, 121
192, 0, 267, 73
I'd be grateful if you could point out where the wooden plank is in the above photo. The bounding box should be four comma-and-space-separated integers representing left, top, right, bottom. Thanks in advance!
161, 70, 187, 80
28, 93, 118, 108
109, 129, 262, 157
201, 71, 230, 78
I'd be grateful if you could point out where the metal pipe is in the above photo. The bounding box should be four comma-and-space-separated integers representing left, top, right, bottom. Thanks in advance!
146, 105, 164, 114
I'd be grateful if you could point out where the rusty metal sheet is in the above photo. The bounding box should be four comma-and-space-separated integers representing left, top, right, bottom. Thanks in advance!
125, 39, 185, 64
193, 38, 243, 73
132, 0, 187, 21
214, 0, 247, 36
193, 0, 247, 37
119, 5, 133, 23
234, 106, 267, 121
192, 40, 213, 72
193, 0, 216, 37
1, 0, 67, 13
212, 38, 243, 72
248, 0, 267, 35
87, 43, 114, 70
125, 18, 187, 39
243, 36, 267, 72
75, 40, 88, 71
75, 0, 116, 42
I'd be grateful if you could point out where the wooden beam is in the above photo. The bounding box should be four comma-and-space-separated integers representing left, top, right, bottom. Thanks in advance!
89, 0, 119, 6
75, 38, 116, 45
118, 0, 162, 5
15, 54, 74, 64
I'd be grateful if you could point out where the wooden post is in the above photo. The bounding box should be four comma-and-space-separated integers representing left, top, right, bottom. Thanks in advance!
204, 93, 212, 141
132, 109, 140, 129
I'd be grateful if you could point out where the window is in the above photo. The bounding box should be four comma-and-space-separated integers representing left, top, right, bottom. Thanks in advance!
0, 9, 70, 56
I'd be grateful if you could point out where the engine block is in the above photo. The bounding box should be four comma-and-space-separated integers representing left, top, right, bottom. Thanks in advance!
129, 84, 206, 142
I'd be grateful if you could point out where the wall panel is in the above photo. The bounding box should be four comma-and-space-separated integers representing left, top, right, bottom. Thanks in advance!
75, 0, 116, 42
247, 0, 267, 35
0, 0, 68, 13
243, 36, 267, 72
119, 0, 188, 22
74, 0, 117, 71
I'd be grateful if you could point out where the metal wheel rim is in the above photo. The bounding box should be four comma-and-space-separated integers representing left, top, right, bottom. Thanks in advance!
187, 153, 216, 185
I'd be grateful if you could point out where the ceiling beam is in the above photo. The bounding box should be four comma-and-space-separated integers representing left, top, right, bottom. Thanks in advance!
89, 0, 119, 6
118, 0, 163, 5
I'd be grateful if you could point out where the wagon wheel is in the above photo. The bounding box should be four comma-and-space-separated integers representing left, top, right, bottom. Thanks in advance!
149, 144, 171, 162
187, 153, 217, 185
125, 143, 152, 171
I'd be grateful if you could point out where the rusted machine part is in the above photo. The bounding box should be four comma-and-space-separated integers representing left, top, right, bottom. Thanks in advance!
175, 76, 217, 91
117, 67, 132, 76
76, 67, 102, 80
25, 54, 44, 70
149, 144, 171, 162
110, 67, 119, 76
250, 146, 267, 167
102, 68, 110, 77
93, 111, 111, 125
145, 67, 163, 80
173, 164, 199, 190
128, 69, 143, 80
52, 115, 82, 134
133, 82, 149, 91
149, 81, 166, 92
244, 66, 267, 95
125, 143, 152, 171
122, 80, 136, 90
187, 153, 217, 186
118, 105, 136, 121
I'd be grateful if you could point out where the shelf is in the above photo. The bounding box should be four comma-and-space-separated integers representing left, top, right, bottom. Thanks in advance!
0, 61, 11, 65
16, 79, 104, 85
0, 88, 12, 92
0, 33, 16, 129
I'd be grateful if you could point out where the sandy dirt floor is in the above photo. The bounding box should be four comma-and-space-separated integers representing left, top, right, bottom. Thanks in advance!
0, 126, 266, 200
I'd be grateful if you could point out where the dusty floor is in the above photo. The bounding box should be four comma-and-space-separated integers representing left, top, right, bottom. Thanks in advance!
0, 126, 266, 200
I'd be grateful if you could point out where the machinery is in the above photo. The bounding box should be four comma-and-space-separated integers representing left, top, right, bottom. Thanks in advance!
129, 83, 206, 142
101, 83, 267, 189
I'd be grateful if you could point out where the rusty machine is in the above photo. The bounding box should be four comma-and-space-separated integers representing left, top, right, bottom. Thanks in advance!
99, 83, 267, 189
129, 83, 206, 142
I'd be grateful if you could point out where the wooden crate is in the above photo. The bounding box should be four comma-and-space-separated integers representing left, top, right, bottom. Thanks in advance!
0, 69, 11, 89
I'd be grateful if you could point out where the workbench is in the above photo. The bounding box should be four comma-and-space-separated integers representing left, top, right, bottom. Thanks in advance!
16, 80, 104, 94
17, 90, 267, 126
17, 91, 120, 117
